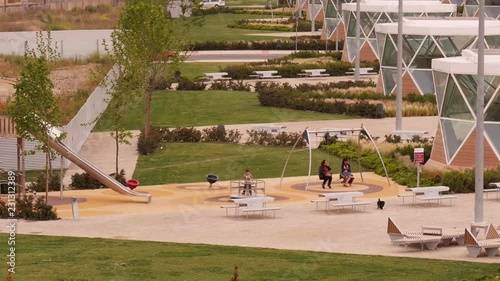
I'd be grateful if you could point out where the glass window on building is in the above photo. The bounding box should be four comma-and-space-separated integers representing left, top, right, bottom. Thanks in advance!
441, 119, 475, 162
433, 71, 448, 113
381, 34, 398, 67
442, 75, 474, 120
403, 35, 426, 68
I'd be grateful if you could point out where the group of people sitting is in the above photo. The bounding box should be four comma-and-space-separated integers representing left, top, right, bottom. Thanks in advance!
318, 158, 354, 189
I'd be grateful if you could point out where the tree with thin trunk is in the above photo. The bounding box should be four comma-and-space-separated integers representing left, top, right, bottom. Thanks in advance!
7, 31, 64, 202
113, 0, 190, 138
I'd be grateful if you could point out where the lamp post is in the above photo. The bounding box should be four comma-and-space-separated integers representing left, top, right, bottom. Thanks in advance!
474, 0, 485, 225
354, 0, 360, 81
396, 0, 403, 130
335, 0, 339, 51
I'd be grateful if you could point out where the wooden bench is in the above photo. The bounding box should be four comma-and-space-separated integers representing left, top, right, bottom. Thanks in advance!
464, 228, 500, 257
391, 235, 442, 251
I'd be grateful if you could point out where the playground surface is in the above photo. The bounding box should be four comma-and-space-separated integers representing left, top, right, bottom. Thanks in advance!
6, 117, 500, 263
11, 172, 500, 264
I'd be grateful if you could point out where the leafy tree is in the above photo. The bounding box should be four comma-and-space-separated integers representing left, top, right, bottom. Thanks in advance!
7, 31, 64, 200
112, 0, 190, 138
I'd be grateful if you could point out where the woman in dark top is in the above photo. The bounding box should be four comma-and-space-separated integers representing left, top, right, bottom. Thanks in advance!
340, 158, 354, 187
318, 159, 332, 189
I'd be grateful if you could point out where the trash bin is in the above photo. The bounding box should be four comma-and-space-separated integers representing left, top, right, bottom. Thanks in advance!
375, 103, 384, 118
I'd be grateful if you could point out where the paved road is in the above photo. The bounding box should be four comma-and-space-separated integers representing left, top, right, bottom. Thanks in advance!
0, 30, 293, 60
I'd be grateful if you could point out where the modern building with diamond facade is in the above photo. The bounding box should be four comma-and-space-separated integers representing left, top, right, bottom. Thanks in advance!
427, 49, 500, 168
463, 0, 500, 19
341, 0, 456, 63
374, 17, 500, 96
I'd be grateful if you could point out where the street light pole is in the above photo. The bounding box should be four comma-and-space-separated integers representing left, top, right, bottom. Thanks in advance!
474, 0, 485, 224
396, 0, 403, 130
354, 0, 360, 81
335, 0, 339, 51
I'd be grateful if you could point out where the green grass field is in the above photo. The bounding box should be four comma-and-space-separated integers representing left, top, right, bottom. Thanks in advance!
189, 13, 289, 42
1, 234, 497, 281
93, 90, 352, 131
133, 143, 340, 185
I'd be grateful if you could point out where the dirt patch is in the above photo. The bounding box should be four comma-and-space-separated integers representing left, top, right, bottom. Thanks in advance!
50, 63, 100, 96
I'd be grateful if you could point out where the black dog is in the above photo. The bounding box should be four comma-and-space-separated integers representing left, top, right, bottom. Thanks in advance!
377, 198, 385, 210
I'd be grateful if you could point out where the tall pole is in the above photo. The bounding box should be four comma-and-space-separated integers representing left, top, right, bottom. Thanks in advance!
354, 0, 360, 81
474, 0, 485, 224
396, 0, 403, 130
335, 0, 339, 51
311, 0, 315, 32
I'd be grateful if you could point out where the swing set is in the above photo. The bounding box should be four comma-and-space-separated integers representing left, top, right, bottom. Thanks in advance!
280, 124, 390, 191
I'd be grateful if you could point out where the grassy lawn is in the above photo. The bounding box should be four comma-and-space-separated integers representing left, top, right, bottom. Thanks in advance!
94, 90, 352, 131
1, 234, 497, 281
133, 143, 344, 185
189, 13, 288, 41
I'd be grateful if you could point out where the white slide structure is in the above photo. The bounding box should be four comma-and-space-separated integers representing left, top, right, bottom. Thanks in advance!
48, 127, 152, 203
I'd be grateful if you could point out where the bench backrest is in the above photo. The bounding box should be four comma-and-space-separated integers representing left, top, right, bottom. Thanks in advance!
464, 228, 480, 246
387, 217, 403, 235
486, 224, 500, 239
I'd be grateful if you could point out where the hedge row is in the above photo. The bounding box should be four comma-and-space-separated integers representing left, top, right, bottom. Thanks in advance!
255, 82, 379, 118
228, 19, 322, 32
220, 60, 369, 79
189, 39, 343, 51
137, 126, 306, 155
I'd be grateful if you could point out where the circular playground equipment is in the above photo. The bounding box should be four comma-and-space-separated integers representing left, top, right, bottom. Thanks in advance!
206, 174, 219, 188
127, 179, 140, 190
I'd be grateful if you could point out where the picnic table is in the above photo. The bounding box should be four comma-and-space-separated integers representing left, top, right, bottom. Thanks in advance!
407, 186, 457, 206
202, 72, 231, 80
298, 69, 330, 77
345, 67, 377, 75
221, 196, 280, 218
484, 182, 500, 199
313, 191, 370, 212
249, 70, 281, 79
393, 130, 429, 141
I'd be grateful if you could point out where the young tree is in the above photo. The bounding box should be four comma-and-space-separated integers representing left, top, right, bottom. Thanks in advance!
7, 31, 64, 201
113, 0, 190, 138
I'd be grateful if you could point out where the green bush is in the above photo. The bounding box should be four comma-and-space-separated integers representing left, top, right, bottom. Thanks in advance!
70, 169, 127, 190
177, 77, 206, 91
28, 173, 61, 193
137, 128, 163, 155
3, 195, 60, 220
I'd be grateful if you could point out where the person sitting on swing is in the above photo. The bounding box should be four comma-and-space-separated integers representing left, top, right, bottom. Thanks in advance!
318, 160, 332, 189
340, 158, 354, 187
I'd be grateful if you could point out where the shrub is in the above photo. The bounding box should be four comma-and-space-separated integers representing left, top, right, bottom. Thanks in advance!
137, 128, 163, 155
9, 195, 59, 220
70, 169, 127, 190
201, 126, 242, 143
28, 173, 61, 193
163, 127, 203, 142
177, 77, 206, 91
441, 169, 475, 193
209, 80, 251, 91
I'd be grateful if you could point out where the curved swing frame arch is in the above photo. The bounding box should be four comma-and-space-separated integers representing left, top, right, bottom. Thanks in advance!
279, 124, 390, 191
